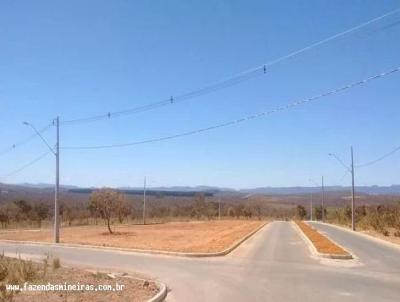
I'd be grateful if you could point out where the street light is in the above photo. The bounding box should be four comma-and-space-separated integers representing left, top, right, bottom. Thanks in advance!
23, 118, 60, 242
143, 176, 146, 225
309, 177, 325, 221
328, 147, 356, 231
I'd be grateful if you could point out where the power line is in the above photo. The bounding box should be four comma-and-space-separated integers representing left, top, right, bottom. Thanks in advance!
0, 151, 51, 179
61, 8, 400, 125
2, 8, 399, 158
339, 170, 350, 183
62, 66, 400, 150
0, 123, 53, 157
356, 145, 400, 168
3, 8, 399, 155
62, 70, 262, 125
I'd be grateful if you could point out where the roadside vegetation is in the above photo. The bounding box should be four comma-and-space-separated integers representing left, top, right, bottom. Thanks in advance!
1, 186, 399, 245
326, 204, 400, 237
0, 254, 158, 302
295, 201, 400, 244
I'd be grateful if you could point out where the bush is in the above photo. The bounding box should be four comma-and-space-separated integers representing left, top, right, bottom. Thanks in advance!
52, 258, 61, 270
381, 229, 389, 236
295, 205, 307, 220
0, 255, 41, 302
315, 206, 327, 221
355, 205, 367, 221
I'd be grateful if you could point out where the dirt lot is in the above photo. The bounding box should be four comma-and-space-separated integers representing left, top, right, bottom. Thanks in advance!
0, 220, 265, 253
1, 256, 158, 302
295, 221, 349, 256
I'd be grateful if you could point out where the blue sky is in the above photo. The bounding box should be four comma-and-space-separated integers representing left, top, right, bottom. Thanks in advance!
1, 0, 400, 189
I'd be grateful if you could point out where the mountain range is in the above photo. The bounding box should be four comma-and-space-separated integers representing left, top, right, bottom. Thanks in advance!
1, 183, 400, 196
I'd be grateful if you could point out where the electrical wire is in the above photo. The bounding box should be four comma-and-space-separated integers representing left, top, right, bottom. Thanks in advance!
61, 8, 400, 125
339, 170, 350, 183
0, 151, 52, 179
62, 70, 262, 124
356, 145, 400, 168
0, 123, 53, 157
62, 66, 400, 150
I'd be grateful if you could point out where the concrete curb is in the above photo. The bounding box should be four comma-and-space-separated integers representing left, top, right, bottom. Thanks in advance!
0, 222, 267, 258
147, 282, 167, 302
312, 221, 400, 252
88, 271, 167, 302
291, 221, 353, 260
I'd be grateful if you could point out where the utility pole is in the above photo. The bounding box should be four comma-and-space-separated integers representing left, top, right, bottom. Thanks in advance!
23, 118, 60, 243
328, 150, 356, 230
218, 196, 221, 220
54, 116, 60, 243
310, 192, 313, 221
351, 146, 356, 231
143, 176, 146, 225
321, 176, 325, 222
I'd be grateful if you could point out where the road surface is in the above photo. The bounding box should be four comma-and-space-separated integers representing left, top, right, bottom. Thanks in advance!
1, 221, 399, 301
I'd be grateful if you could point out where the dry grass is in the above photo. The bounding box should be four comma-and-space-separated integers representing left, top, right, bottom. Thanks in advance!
0, 255, 158, 302
340, 224, 400, 246
295, 221, 349, 255
0, 220, 265, 253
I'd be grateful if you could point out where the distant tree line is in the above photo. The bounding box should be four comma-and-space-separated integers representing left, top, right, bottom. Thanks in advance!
295, 202, 400, 237
0, 189, 297, 232
0, 200, 50, 228
328, 204, 400, 237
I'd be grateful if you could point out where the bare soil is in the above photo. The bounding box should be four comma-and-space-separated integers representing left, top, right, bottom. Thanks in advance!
1, 257, 158, 302
0, 220, 265, 253
296, 221, 349, 255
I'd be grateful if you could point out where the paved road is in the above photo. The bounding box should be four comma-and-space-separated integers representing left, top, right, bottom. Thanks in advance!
1, 221, 399, 301
309, 221, 400, 274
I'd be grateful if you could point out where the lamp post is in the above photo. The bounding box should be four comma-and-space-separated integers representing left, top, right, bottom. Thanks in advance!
309, 178, 324, 221
143, 176, 146, 225
23, 117, 60, 242
328, 147, 356, 231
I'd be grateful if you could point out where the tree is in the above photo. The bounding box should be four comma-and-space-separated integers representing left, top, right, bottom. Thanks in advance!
315, 206, 327, 221
32, 202, 50, 227
234, 204, 245, 218
191, 193, 206, 219
344, 205, 352, 221
0, 207, 9, 228
115, 194, 131, 223
88, 189, 125, 234
87, 202, 99, 225
355, 205, 366, 221
251, 203, 262, 220
62, 205, 77, 226
296, 205, 307, 220
13, 200, 32, 222
227, 207, 235, 218
206, 202, 218, 219
243, 205, 253, 219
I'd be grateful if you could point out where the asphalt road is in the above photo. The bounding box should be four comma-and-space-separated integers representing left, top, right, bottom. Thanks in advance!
1, 221, 399, 301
